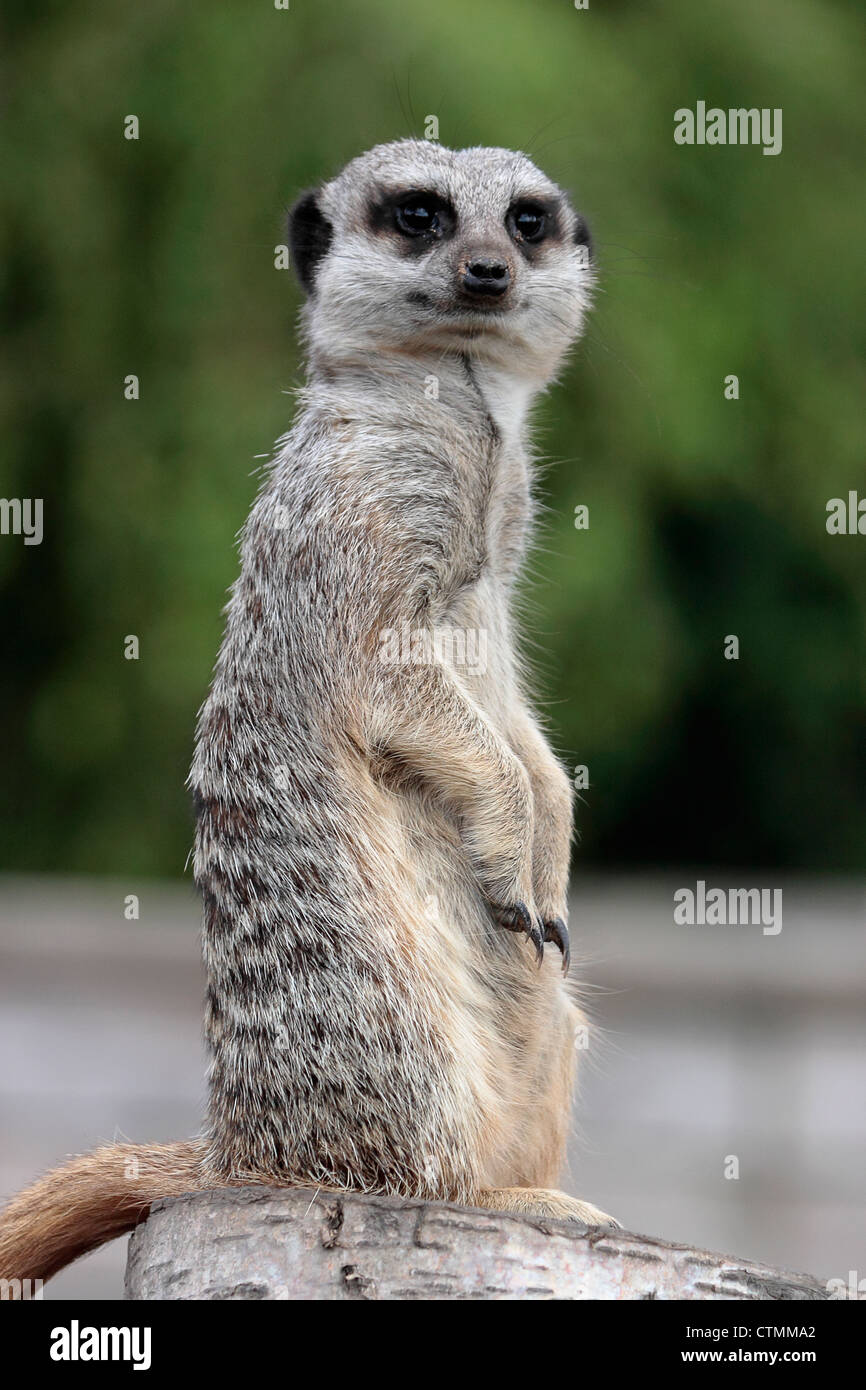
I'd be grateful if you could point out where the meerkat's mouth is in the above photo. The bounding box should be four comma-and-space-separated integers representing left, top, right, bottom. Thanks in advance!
405, 291, 516, 340
406, 290, 511, 318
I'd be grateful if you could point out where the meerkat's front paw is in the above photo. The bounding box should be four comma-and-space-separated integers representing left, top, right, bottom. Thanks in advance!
541, 916, 570, 973
490, 902, 571, 972
492, 899, 544, 964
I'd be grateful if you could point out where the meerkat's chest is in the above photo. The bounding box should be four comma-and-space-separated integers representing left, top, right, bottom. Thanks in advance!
439, 442, 529, 717
439, 573, 518, 732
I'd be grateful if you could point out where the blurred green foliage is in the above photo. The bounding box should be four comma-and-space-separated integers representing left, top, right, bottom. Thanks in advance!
1, 0, 864, 876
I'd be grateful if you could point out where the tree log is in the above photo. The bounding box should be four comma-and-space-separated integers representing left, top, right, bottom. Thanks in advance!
124, 1187, 828, 1300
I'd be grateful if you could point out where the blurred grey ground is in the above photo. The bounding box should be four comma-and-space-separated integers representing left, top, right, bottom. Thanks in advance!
1, 874, 863, 1299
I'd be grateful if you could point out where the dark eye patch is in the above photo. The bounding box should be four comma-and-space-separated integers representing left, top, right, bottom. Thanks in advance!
505, 195, 563, 257
508, 203, 548, 243
369, 188, 456, 253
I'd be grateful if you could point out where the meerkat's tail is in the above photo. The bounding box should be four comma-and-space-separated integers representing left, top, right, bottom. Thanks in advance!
0, 1139, 207, 1284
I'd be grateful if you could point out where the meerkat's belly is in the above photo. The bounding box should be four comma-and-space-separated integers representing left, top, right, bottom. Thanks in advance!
362, 764, 573, 1155
370, 769, 578, 1188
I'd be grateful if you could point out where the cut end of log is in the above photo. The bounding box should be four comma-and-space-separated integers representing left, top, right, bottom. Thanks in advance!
124, 1186, 828, 1300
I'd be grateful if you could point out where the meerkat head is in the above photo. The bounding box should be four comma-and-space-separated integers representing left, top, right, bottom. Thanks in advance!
289, 139, 593, 383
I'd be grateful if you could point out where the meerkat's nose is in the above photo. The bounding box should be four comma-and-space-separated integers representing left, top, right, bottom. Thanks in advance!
461, 258, 511, 299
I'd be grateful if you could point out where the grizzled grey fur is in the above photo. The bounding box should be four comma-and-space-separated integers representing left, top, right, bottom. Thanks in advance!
189, 139, 615, 1225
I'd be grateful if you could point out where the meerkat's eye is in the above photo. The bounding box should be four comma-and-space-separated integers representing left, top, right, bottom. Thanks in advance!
395, 198, 441, 237
507, 203, 548, 244
371, 190, 455, 244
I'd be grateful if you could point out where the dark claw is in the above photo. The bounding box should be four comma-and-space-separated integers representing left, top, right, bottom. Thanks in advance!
528, 921, 545, 966
543, 917, 571, 974
495, 901, 545, 966
495, 900, 533, 936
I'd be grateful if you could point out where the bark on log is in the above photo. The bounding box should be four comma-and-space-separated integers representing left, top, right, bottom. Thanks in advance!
124, 1187, 828, 1300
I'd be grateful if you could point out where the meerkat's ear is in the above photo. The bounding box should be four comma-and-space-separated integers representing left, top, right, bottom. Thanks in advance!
573, 211, 593, 262
288, 189, 333, 293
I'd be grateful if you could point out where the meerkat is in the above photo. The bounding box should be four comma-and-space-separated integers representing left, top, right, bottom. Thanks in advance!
0, 139, 617, 1288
